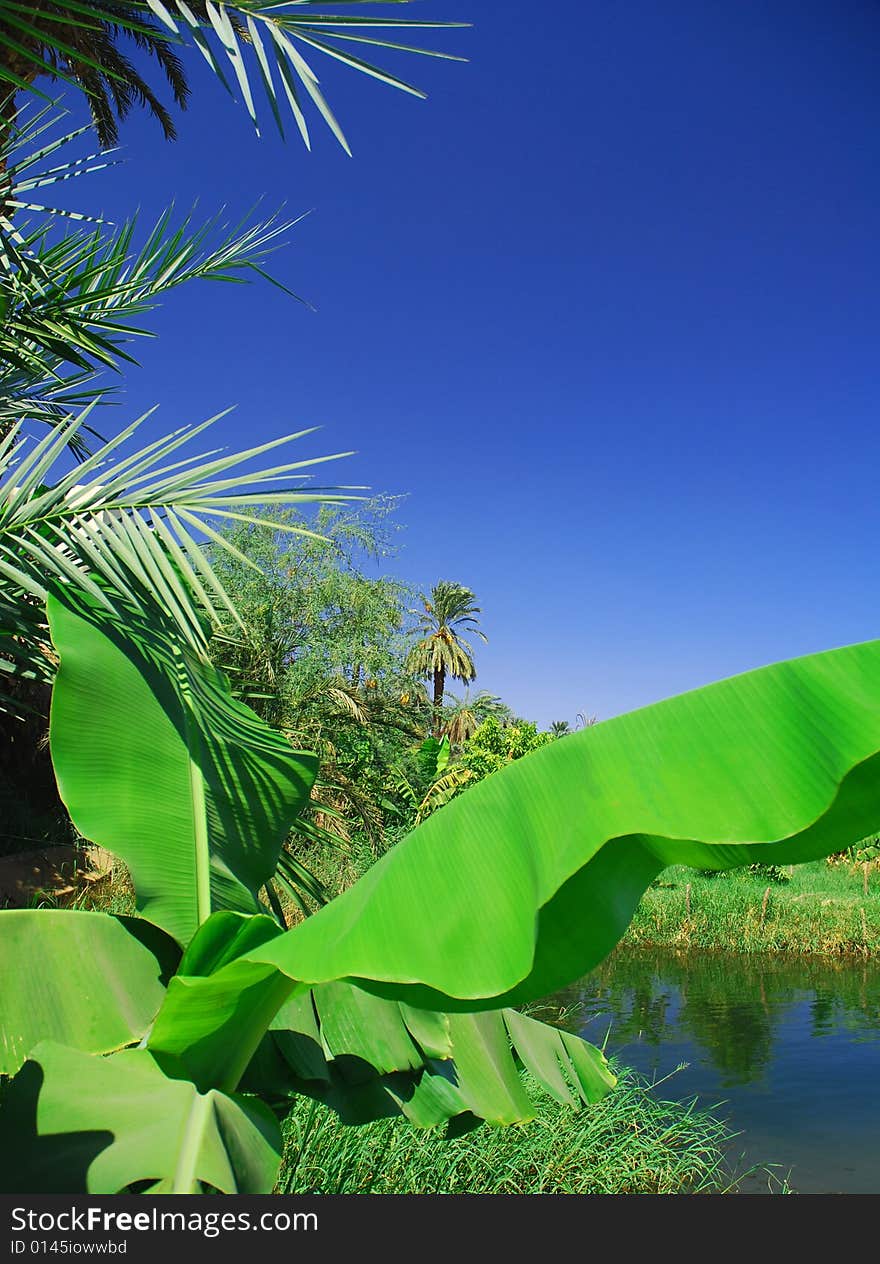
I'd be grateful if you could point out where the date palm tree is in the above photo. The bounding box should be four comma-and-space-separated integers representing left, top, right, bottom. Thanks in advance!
406, 580, 487, 736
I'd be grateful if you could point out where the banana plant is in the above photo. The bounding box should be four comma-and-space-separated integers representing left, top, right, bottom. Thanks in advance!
0, 596, 617, 1193
3, 600, 880, 1193
385, 733, 474, 824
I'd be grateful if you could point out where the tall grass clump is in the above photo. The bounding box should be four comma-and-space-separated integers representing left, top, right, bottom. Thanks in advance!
276, 1068, 772, 1195
625, 862, 880, 956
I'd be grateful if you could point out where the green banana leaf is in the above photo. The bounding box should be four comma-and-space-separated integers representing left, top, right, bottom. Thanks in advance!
416, 734, 451, 781
34, 623, 880, 1187
0, 909, 613, 1185
0, 909, 178, 1076
47, 595, 318, 944
249, 992, 615, 1129
147, 912, 615, 1126
232, 638, 880, 1008
0, 1042, 281, 1194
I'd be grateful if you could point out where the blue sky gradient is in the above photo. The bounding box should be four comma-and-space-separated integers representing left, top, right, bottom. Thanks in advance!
50, 0, 880, 726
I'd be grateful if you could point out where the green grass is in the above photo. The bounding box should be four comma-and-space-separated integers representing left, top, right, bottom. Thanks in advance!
624, 860, 880, 956
275, 1067, 784, 1195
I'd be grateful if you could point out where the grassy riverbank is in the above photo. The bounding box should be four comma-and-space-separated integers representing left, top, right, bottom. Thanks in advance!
276, 1067, 777, 1195
623, 860, 880, 956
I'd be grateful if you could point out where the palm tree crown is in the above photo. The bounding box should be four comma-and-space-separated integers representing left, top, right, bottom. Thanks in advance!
441, 689, 510, 746
406, 580, 487, 735
0, 3, 198, 146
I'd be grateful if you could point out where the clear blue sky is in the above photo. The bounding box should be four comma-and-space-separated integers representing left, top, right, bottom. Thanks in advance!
52, 0, 880, 727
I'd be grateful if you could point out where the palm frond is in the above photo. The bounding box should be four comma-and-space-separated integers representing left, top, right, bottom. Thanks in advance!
2, 199, 303, 359
406, 630, 476, 683
0, 115, 304, 448
0, 2, 194, 147
441, 689, 507, 745
154, 2, 467, 149
0, 405, 355, 664
0, 4, 468, 151
0, 103, 121, 233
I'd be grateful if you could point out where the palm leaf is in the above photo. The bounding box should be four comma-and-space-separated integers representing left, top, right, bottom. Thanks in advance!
0, 3, 468, 150
0, 407, 354, 655
145, 2, 468, 147
0, 105, 120, 231
0, 197, 305, 444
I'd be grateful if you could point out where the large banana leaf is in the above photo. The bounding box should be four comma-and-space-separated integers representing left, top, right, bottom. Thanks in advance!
0, 909, 178, 1076
150, 967, 615, 1128
146, 911, 615, 1126
256, 992, 616, 1129
156, 973, 616, 1128
230, 639, 880, 1008
49, 639, 880, 1077
47, 596, 318, 943
17, 639, 880, 1193
0, 909, 613, 1188
0, 1042, 281, 1194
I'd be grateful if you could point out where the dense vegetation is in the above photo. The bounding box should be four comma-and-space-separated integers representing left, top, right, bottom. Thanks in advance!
203, 503, 561, 896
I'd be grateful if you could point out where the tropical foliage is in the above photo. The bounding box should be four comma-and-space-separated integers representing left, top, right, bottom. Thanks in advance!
206, 503, 436, 855
457, 714, 552, 780
2, 0, 879, 1202
206, 517, 545, 851
441, 688, 509, 745
0, 108, 303, 446
0, 1, 191, 143
0, 96, 323, 844
209, 503, 416, 723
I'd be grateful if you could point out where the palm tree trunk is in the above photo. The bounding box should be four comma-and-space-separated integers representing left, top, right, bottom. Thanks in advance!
0, 50, 40, 181
432, 666, 445, 738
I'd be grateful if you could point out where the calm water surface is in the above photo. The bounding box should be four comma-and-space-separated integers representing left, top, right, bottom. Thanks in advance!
549, 949, 880, 1194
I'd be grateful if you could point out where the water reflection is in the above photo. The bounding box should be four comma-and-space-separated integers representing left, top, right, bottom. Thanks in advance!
545, 949, 880, 1193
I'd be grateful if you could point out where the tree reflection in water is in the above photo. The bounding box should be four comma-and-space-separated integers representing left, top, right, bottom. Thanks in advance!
546, 949, 880, 1089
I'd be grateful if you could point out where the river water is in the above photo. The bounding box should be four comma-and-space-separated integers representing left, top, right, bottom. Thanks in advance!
548, 949, 880, 1194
